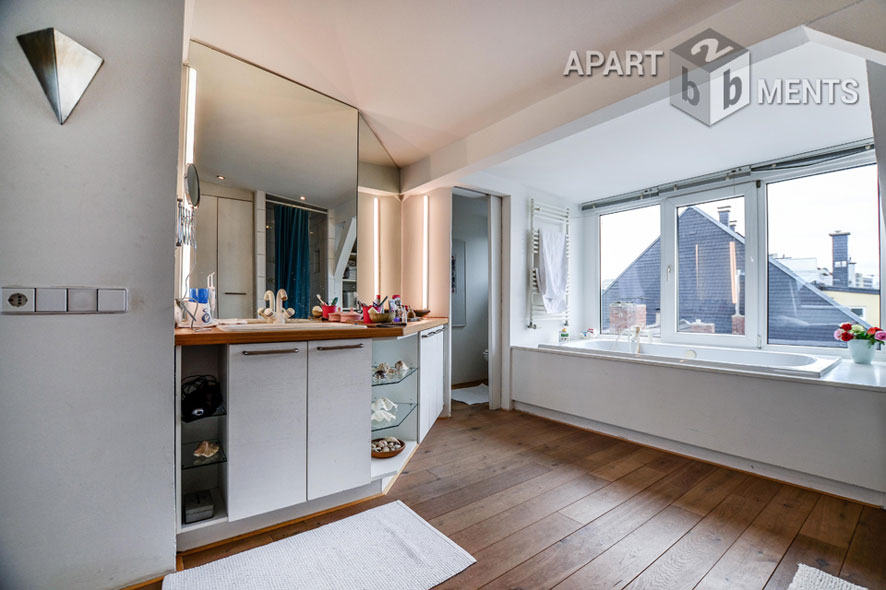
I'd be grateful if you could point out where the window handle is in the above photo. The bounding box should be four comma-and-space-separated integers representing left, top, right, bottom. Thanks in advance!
666, 265, 672, 282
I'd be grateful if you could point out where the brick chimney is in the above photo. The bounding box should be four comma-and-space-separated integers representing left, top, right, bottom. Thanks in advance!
830, 231, 850, 287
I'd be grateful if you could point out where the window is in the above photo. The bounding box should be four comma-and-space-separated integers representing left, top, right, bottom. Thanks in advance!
599, 205, 660, 335
676, 196, 746, 335
587, 147, 878, 351
766, 164, 880, 347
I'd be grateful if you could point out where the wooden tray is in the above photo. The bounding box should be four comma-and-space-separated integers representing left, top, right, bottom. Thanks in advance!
371, 437, 405, 458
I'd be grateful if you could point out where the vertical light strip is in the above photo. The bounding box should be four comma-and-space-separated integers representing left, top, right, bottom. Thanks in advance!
185, 67, 198, 165
373, 197, 380, 297
422, 195, 429, 309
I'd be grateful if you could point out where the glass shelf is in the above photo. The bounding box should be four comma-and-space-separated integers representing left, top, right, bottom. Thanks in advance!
371, 402, 417, 432
182, 440, 227, 470
372, 367, 417, 387
182, 404, 226, 424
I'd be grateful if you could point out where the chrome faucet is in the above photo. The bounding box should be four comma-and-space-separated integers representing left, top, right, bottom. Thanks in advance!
615, 325, 643, 344
257, 289, 296, 323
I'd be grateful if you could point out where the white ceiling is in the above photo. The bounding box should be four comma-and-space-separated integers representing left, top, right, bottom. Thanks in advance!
484, 42, 873, 202
189, 42, 358, 207
189, 0, 742, 167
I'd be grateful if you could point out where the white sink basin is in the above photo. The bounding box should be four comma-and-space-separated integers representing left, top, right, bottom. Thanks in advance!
217, 321, 365, 332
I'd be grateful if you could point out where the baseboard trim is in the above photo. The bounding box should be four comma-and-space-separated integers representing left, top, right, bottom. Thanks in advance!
177, 491, 385, 557
514, 401, 886, 509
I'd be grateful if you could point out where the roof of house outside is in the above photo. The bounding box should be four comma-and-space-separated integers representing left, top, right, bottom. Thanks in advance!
601, 205, 869, 346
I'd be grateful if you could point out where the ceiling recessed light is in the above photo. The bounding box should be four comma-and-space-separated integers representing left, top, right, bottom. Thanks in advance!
299, 195, 306, 201
216, 175, 225, 180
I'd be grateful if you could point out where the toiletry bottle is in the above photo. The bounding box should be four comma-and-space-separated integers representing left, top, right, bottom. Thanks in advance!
559, 327, 569, 343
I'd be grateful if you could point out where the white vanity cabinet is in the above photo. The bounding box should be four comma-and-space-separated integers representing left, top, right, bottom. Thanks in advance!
226, 342, 307, 521
418, 326, 446, 441
307, 339, 372, 500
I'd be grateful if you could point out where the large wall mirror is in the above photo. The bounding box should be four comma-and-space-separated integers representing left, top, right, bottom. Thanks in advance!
184, 41, 358, 319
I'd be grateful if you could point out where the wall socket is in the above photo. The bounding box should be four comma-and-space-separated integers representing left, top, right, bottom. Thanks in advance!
1, 287, 127, 314
2, 288, 36, 313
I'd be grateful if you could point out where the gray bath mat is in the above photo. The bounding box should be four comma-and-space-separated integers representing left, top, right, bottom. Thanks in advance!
163, 500, 475, 590
787, 564, 867, 590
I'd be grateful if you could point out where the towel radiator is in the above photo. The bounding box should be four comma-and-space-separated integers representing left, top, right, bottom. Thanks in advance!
529, 199, 569, 329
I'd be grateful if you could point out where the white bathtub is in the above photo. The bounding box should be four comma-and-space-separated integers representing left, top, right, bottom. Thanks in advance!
540, 339, 841, 378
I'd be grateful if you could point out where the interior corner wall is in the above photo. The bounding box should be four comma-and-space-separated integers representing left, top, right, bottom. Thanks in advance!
0, 2, 184, 589
451, 195, 490, 384
428, 187, 453, 317
356, 192, 401, 304
401, 188, 452, 316
401, 195, 423, 308
379, 195, 402, 298
356, 191, 375, 302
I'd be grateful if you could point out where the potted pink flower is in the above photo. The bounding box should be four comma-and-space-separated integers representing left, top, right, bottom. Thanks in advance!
834, 322, 886, 364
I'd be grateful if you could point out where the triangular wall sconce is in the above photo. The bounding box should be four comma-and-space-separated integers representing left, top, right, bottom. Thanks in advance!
17, 28, 104, 125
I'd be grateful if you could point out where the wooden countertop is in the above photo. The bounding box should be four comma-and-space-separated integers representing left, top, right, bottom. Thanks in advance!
174, 317, 448, 346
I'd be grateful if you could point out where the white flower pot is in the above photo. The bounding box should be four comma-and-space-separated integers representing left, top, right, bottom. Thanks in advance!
848, 339, 875, 364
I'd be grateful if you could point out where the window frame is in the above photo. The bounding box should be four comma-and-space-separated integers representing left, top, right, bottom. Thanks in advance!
594, 199, 662, 336
660, 181, 759, 348
586, 147, 880, 355
758, 154, 881, 355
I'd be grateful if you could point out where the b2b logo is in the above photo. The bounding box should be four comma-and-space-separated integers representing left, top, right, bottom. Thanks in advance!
669, 28, 750, 125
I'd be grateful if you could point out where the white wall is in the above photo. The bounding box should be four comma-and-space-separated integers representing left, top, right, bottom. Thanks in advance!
451, 195, 489, 384
356, 192, 401, 304
0, 2, 183, 588
401, 188, 452, 316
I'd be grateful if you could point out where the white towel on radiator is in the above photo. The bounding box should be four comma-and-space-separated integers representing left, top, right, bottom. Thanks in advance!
537, 228, 568, 313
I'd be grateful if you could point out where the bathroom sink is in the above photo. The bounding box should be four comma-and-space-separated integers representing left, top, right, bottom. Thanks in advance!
217, 320, 366, 332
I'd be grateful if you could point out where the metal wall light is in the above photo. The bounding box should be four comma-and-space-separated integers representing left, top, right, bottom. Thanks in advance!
17, 28, 103, 125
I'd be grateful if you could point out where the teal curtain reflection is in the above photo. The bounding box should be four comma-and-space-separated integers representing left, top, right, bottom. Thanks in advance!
274, 204, 311, 318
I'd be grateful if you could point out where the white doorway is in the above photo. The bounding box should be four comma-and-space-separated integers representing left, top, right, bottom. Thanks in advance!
449, 187, 502, 409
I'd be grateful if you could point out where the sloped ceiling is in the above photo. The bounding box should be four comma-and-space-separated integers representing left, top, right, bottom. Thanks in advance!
189, 0, 741, 167
486, 42, 873, 202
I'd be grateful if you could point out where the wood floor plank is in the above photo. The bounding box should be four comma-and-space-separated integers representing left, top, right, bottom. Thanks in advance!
408, 419, 572, 473
438, 513, 583, 589
430, 462, 599, 536
694, 485, 819, 590
839, 505, 886, 589
763, 495, 863, 590
559, 465, 673, 524
484, 461, 713, 590
590, 446, 665, 482
449, 473, 610, 554
554, 506, 701, 590
625, 475, 781, 590
410, 462, 551, 520
671, 467, 748, 517
423, 428, 579, 479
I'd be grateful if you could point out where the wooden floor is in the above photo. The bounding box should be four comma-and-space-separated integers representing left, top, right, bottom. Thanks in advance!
149, 403, 886, 589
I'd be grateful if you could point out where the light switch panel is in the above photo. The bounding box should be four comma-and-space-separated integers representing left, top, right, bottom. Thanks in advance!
68, 288, 98, 312
36, 288, 67, 312
97, 289, 127, 312
2, 287, 35, 313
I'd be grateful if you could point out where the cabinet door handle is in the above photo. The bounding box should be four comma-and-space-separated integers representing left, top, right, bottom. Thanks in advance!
422, 329, 444, 338
224, 291, 247, 295
316, 343, 365, 351
242, 348, 300, 356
